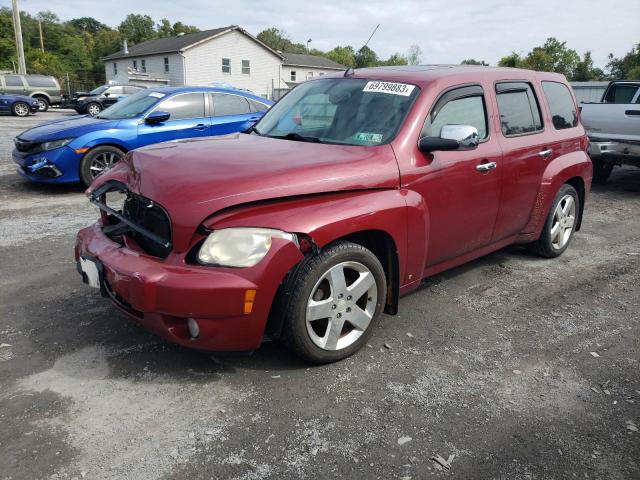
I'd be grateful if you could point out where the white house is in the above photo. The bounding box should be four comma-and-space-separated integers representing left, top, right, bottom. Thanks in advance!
103, 26, 345, 99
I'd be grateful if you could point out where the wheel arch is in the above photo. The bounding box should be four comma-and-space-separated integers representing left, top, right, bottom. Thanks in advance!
30, 92, 51, 102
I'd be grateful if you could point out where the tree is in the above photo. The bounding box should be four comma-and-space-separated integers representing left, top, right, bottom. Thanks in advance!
606, 43, 640, 79
172, 21, 199, 36
256, 27, 305, 53
572, 51, 603, 81
118, 14, 155, 44
68, 17, 109, 35
157, 19, 173, 38
406, 44, 422, 65
461, 59, 488, 66
326, 46, 356, 67
523, 38, 579, 78
498, 52, 523, 68
355, 45, 378, 68
380, 53, 408, 66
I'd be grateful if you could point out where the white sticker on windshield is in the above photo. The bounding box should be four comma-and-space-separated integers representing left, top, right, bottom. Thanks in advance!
363, 81, 415, 96
148, 92, 166, 98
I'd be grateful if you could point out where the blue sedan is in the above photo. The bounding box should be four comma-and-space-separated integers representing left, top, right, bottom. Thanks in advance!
13, 86, 273, 186
0, 94, 40, 117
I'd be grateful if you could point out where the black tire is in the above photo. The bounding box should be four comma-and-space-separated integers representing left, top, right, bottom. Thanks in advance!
79, 145, 125, 187
531, 184, 580, 258
591, 157, 613, 184
12, 101, 30, 117
34, 96, 49, 112
280, 241, 387, 364
86, 102, 102, 116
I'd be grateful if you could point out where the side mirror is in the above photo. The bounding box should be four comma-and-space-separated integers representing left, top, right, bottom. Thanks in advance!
103, 92, 110, 97
418, 124, 479, 153
145, 111, 170, 124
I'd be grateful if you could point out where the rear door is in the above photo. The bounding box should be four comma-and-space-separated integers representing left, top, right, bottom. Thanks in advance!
585, 83, 640, 140
137, 92, 210, 145
491, 81, 550, 242
210, 93, 262, 135
3, 75, 27, 96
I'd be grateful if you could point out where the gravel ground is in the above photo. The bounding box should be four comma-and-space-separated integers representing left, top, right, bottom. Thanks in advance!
0, 111, 638, 480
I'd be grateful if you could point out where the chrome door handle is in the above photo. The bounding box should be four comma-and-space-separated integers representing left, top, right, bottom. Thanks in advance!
476, 161, 497, 172
539, 148, 553, 158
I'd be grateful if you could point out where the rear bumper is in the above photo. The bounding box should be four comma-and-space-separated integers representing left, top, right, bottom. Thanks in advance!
588, 139, 640, 165
13, 146, 82, 183
75, 222, 304, 351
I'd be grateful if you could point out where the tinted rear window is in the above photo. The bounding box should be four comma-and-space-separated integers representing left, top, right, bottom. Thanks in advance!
26, 76, 57, 88
213, 93, 251, 116
542, 81, 578, 129
496, 82, 543, 136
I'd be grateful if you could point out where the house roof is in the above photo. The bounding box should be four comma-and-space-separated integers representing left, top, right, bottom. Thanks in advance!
103, 26, 283, 61
282, 53, 345, 70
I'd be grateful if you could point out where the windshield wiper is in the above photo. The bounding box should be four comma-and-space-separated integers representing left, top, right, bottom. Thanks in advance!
273, 132, 321, 143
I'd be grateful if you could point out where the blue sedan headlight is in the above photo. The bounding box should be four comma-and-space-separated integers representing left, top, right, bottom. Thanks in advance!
40, 138, 74, 151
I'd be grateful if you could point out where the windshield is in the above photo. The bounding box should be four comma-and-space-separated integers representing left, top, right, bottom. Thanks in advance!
89, 85, 108, 95
254, 78, 419, 145
97, 90, 165, 120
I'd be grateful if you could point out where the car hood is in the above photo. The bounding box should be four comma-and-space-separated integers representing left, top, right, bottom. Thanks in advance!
93, 133, 400, 252
17, 115, 121, 142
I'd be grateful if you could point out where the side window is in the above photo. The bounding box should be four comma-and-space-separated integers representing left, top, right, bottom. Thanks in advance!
421, 86, 488, 139
157, 93, 205, 120
248, 99, 268, 112
124, 86, 140, 94
107, 86, 124, 95
213, 93, 251, 116
542, 81, 578, 129
4, 75, 24, 87
603, 84, 639, 104
26, 76, 57, 88
496, 82, 543, 136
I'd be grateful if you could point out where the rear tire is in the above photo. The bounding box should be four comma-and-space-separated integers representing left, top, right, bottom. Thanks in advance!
79, 145, 125, 187
86, 102, 102, 117
12, 101, 30, 117
531, 184, 579, 258
280, 241, 387, 364
34, 96, 49, 112
591, 157, 613, 184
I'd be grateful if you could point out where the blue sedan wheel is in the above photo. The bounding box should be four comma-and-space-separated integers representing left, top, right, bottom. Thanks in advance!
80, 145, 125, 187
12, 102, 30, 117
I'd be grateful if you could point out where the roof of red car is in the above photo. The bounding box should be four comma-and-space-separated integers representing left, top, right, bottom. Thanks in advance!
329, 65, 568, 86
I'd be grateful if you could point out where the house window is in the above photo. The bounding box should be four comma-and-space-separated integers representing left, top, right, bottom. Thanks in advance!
133, 60, 137, 70
290, 70, 297, 82
308, 72, 313, 79
222, 58, 231, 74
113, 63, 117, 75
242, 60, 250, 75
164, 57, 169, 73
141, 59, 146, 73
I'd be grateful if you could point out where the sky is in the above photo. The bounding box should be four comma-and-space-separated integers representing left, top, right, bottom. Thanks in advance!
3, 0, 639, 68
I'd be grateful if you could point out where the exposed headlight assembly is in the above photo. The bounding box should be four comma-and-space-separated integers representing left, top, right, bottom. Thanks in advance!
198, 228, 298, 267
40, 138, 74, 151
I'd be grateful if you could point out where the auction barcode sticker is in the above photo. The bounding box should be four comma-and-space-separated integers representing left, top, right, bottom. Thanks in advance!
363, 81, 415, 96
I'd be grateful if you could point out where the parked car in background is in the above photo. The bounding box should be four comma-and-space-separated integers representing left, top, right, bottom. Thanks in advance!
0, 74, 62, 111
13, 86, 272, 186
0, 93, 40, 117
66, 84, 146, 116
75, 66, 592, 364
580, 80, 640, 183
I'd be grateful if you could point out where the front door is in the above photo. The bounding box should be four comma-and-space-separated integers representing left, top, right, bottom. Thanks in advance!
137, 92, 211, 146
406, 85, 502, 268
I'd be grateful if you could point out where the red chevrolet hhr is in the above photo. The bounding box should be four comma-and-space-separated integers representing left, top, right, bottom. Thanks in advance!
76, 66, 592, 363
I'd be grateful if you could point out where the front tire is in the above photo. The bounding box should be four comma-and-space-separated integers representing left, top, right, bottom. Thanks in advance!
532, 184, 580, 258
79, 146, 125, 187
281, 241, 387, 364
12, 101, 30, 117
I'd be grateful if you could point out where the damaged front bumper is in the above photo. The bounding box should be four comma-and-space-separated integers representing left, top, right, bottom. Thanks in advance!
13, 146, 83, 183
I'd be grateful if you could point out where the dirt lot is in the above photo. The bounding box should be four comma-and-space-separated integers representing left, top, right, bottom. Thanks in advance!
0, 110, 638, 480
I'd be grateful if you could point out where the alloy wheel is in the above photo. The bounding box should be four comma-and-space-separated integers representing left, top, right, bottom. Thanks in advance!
89, 151, 122, 179
305, 261, 378, 351
14, 103, 29, 117
87, 104, 101, 116
36, 99, 47, 111
550, 194, 576, 250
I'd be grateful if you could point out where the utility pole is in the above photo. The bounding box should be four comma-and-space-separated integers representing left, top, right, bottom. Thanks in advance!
11, 0, 27, 74
38, 21, 44, 53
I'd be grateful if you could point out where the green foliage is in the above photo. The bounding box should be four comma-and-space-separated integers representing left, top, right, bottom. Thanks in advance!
257, 28, 306, 53
606, 43, 640, 79
380, 53, 408, 66
326, 46, 355, 67
461, 59, 488, 66
355, 46, 378, 68
118, 14, 155, 45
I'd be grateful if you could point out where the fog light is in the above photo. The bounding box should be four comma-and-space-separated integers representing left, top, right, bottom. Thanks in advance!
187, 318, 200, 338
